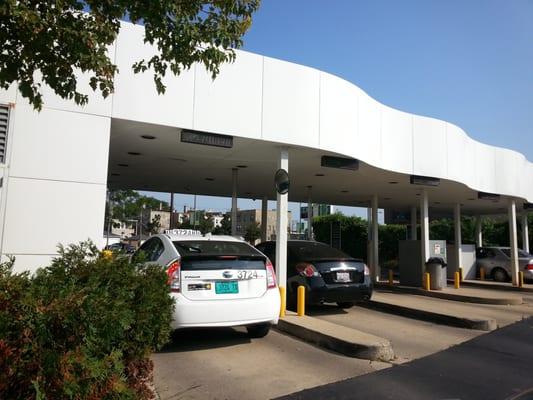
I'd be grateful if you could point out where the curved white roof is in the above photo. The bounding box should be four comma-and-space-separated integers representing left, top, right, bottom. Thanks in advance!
109, 22, 532, 206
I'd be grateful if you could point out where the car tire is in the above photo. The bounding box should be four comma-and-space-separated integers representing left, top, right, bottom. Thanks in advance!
492, 267, 509, 282
246, 323, 271, 338
337, 302, 355, 309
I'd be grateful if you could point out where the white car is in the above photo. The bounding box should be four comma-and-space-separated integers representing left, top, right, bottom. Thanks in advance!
133, 232, 280, 338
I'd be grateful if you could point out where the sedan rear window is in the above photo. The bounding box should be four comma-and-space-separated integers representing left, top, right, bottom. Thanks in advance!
173, 240, 261, 257
500, 249, 531, 258
289, 241, 351, 259
173, 240, 265, 271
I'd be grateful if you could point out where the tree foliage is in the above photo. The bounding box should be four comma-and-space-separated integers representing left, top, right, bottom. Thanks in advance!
244, 221, 261, 243
0, 0, 260, 110
106, 190, 169, 228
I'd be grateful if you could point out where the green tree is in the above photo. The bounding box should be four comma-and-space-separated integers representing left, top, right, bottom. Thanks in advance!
1, 0, 260, 110
145, 214, 161, 235
199, 213, 215, 235
212, 213, 232, 235
244, 222, 261, 243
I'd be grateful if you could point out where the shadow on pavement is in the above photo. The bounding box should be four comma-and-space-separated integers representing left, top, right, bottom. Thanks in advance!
159, 327, 251, 353
305, 304, 350, 316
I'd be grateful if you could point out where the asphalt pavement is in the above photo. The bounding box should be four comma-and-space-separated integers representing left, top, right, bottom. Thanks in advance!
278, 316, 533, 400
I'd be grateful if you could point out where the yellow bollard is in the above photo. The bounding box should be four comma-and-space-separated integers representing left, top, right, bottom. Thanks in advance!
458, 267, 463, 282
519, 272, 524, 288
454, 271, 461, 289
297, 285, 306, 317
279, 286, 286, 318
424, 272, 431, 291
388, 269, 394, 285
480, 267, 485, 281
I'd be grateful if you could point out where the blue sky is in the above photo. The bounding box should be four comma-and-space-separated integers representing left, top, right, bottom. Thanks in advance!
143, 0, 533, 220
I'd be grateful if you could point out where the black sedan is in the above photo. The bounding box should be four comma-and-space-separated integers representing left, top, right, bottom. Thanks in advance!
255, 240, 372, 309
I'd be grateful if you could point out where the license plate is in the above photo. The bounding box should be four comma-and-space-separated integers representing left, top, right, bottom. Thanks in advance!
335, 272, 351, 282
215, 281, 239, 294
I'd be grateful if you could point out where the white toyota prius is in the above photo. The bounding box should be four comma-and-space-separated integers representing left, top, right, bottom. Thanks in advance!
133, 231, 280, 338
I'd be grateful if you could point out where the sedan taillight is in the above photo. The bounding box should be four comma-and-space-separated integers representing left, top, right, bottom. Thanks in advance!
266, 260, 277, 289
526, 260, 533, 271
167, 260, 181, 292
295, 263, 319, 278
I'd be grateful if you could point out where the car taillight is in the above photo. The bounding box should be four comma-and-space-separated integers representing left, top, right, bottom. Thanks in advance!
526, 260, 533, 270
266, 260, 277, 289
364, 264, 370, 276
295, 263, 319, 278
167, 260, 181, 292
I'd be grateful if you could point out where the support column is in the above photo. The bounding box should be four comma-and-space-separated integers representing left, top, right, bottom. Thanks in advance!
522, 212, 529, 254
410, 206, 417, 240
508, 199, 519, 286
371, 194, 379, 282
231, 168, 238, 236
307, 186, 313, 240
475, 216, 483, 248
454, 203, 462, 273
170, 193, 174, 229
261, 196, 268, 242
275, 149, 289, 292
367, 207, 373, 270
420, 190, 430, 273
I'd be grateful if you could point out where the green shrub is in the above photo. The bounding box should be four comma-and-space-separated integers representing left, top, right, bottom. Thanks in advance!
0, 241, 174, 400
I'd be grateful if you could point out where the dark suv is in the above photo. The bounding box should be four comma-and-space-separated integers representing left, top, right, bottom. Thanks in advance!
256, 240, 372, 309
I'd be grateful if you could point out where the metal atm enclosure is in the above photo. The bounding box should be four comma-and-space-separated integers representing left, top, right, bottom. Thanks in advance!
399, 240, 447, 287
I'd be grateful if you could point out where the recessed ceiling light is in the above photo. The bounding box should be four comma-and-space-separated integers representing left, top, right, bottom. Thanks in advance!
141, 135, 156, 140
236, 165, 248, 168
315, 173, 325, 177
117, 163, 129, 167
111, 173, 120, 176
434, 202, 441, 205
467, 198, 475, 201
341, 190, 349, 193
415, 193, 420, 196
205, 178, 215, 181
168, 157, 187, 162
384, 197, 391, 200
388, 181, 398, 184
127, 152, 141, 156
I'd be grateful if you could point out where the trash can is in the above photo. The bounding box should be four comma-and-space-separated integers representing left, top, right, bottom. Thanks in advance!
425, 257, 447, 290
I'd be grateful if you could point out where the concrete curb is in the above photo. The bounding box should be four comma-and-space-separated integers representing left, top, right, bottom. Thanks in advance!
276, 313, 394, 362
359, 300, 497, 331
375, 283, 522, 305
448, 279, 533, 293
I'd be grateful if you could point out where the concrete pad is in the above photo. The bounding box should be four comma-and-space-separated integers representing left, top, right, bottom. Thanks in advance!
276, 311, 395, 362
376, 283, 523, 305
455, 279, 533, 293
363, 292, 497, 331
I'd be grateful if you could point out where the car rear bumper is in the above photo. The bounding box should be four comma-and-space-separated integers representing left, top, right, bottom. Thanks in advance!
171, 288, 280, 329
306, 281, 373, 305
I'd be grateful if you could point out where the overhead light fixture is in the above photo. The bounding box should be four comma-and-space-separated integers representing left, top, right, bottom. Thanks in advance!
478, 192, 500, 201
141, 135, 156, 140
321, 155, 359, 171
181, 129, 233, 148
341, 190, 349, 193
388, 181, 398, 185
410, 175, 440, 187
168, 157, 187, 162
315, 173, 325, 177
111, 173, 120, 176
236, 165, 248, 169
117, 163, 129, 167
127, 152, 141, 156
205, 178, 215, 181
467, 198, 476, 201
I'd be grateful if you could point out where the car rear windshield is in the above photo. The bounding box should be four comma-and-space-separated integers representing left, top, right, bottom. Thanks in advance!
289, 241, 351, 260
173, 240, 266, 270
500, 249, 531, 258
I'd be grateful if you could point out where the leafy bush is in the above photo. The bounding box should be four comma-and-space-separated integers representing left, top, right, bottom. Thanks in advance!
0, 241, 174, 400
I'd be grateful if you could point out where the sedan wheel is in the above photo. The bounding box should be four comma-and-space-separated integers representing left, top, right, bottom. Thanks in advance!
246, 323, 271, 338
492, 268, 509, 282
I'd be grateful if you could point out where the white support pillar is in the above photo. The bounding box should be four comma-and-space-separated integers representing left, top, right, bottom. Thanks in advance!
371, 194, 379, 282
307, 186, 313, 240
508, 199, 519, 286
275, 148, 289, 291
410, 206, 417, 240
367, 207, 373, 270
231, 168, 238, 236
454, 203, 462, 273
475, 216, 483, 248
420, 190, 430, 272
522, 213, 529, 254
261, 196, 268, 242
